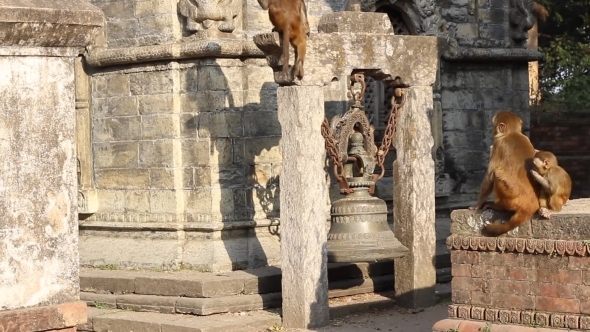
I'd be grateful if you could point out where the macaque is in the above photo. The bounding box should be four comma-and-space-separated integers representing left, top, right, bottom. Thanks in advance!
530, 150, 572, 219
257, 0, 310, 80
470, 111, 541, 236
532, 2, 549, 22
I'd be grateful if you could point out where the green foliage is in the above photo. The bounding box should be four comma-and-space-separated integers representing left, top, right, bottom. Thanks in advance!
537, 0, 590, 111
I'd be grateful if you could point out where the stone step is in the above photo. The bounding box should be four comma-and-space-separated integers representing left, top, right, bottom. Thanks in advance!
81, 274, 394, 316
77, 307, 282, 332
79, 286, 452, 332
80, 247, 451, 299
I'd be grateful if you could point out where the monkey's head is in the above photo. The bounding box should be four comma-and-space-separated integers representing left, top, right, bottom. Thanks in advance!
533, 150, 558, 175
492, 111, 523, 137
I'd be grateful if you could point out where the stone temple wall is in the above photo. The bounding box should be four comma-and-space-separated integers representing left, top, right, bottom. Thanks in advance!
78, 0, 540, 271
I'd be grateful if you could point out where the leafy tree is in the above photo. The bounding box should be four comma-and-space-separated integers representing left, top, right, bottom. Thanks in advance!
536, 0, 590, 111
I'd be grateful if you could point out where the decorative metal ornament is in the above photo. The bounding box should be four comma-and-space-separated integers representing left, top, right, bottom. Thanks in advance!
322, 71, 409, 263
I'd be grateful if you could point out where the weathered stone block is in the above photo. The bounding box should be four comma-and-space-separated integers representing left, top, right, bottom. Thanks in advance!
150, 190, 180, 214
197, 112, 243, 138
236, 137, 281, 165
93, 142, 139, 168
136, 0, 178, 16
129, 71, 174, 95
124, 190, 151, 213
180, 91, 228, 112
96, 190, 126, 213
105, 20, 140, 47
95, 169, 150, 189
93, 117, 142, 142
142, 114, 179, 139
210, 166, 247, 189
181, 139, 211, 166
99, 96, 138, 117
139, 140, 178, 168
138, 95, 174, 114
137, 14, 177, 43
184, 189, 213, 214
243, 111, 281, 137
92, 74, 130, 98
149, 168, 177, 189
98, 1, 135, 19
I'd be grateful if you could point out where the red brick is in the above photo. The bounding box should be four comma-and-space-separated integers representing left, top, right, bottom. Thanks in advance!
576, 285, 590, 300
492, 294, 535, 311
533, 282, 575, 299
451, 251, 480, 264
471, 291, 492, 306
536, 255, 568, 270
569, 256, 590, 270
452, 264, 471, 277
489, 279, 531, 296
471, 264, 490, 278
452, 290, 470, 304
537, 269, 582, 284
506, 267, 536, 281
579, 301, 590, 314
451, 277, 471, 291
535, 296, 580, 313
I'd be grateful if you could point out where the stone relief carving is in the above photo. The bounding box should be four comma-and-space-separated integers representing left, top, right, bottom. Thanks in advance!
178, 0, 238, 34
509, 0, 535, 46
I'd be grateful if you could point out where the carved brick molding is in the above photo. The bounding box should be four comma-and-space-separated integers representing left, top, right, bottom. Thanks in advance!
446, 234, 590, 257
448, 304, 590, 330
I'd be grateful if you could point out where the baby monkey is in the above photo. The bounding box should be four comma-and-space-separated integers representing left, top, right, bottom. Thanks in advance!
530, 150, 572, 219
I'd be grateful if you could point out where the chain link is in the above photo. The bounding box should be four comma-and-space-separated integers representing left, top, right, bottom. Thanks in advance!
321, 117, 352, 194
374, 87, 406, 180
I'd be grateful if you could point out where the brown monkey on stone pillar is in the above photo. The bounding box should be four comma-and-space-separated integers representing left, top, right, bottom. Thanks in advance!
257, 0, 310, 80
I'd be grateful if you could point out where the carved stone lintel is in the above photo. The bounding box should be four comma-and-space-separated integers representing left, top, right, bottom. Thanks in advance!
178, 0, 238, 35
443, 47, 543, 62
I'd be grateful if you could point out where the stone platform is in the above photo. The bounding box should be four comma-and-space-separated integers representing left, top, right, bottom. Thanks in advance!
434, 198, 590, 331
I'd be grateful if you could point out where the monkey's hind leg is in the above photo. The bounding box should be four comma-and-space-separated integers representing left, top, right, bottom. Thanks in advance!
281, 27, 291, 79
538, 191, 552, 219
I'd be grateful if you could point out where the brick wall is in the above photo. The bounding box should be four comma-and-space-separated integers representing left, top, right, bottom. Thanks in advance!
530, 111, 590, 199
448, 241, 590, 329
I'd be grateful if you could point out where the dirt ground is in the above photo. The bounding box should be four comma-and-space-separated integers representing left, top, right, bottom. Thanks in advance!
318, 304, 448, 332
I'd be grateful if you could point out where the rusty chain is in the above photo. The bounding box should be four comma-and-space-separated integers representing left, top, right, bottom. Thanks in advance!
321, 72, 406, 194
321, 117, 352, 194
374, 87, 406, 180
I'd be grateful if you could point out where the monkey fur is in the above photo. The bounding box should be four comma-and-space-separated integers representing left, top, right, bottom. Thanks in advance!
530, 150, 572, 219
257, 0, 310, 80
470, 111, 541, 237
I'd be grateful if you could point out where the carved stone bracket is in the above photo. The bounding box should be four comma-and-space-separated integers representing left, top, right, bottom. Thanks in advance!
448, 305, 589, 330
446, 234, 590, 257
509, 0, 535, 46
178, 0, 239, 36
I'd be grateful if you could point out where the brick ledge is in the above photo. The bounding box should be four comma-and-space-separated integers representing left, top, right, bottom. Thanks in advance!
0, 301, 87, 332
433, 318, 574, 332
447, 234, 590, 256
447, 304, 588, 329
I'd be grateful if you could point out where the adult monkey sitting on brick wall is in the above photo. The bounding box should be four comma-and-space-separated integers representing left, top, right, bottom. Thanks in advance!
257, 0, 310, 80
470, 111, 542, 237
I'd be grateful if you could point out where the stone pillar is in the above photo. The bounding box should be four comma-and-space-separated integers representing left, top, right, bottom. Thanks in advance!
0, 1, 103, 330
393, 86, 437, 308
278, 86, 330, 328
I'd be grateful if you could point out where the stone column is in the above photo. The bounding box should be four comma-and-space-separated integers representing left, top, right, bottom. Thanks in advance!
0, 1, 103, 330
278, 86, 330, 328
393, 86, 437, 308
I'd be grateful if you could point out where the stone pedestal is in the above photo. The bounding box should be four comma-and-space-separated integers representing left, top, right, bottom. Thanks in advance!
278, 86, 330, 328
0, 0, 103, 330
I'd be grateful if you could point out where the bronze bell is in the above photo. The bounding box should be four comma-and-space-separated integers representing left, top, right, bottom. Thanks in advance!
326, 131, 409, 263
322, 71, 409, 263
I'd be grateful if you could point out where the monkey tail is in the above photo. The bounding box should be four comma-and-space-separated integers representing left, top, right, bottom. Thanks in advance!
482, 209, 532, 237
